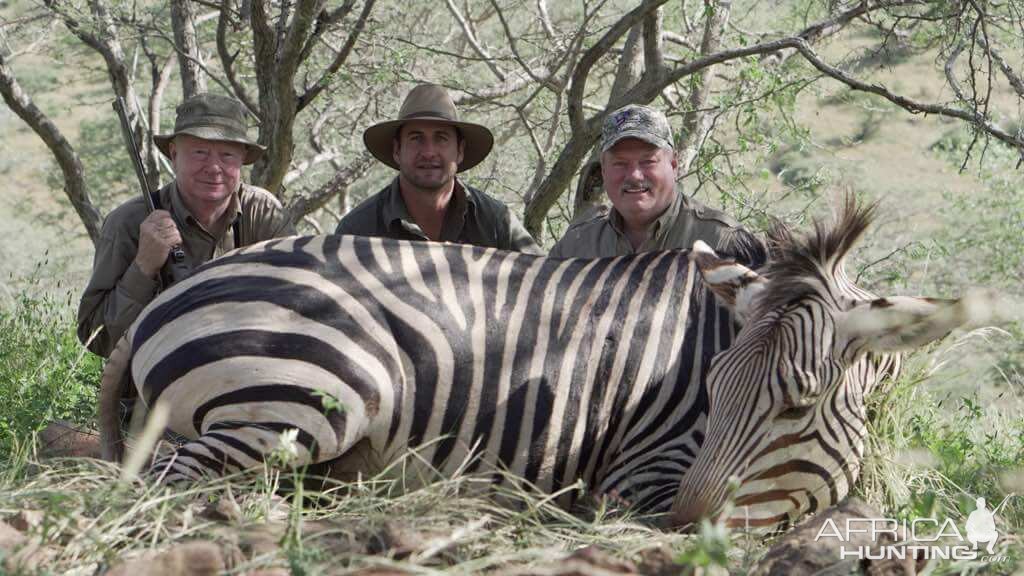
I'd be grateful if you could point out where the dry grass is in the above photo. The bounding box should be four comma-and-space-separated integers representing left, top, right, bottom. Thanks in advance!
0, 445, 772, 574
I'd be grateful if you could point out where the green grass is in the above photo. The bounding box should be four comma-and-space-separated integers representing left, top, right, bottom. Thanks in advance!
858, 332, 1024, 574
0, 280, 101, 461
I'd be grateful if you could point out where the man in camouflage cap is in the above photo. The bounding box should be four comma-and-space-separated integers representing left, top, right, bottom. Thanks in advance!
78, 93, 296, 357
550, 104, 765, 268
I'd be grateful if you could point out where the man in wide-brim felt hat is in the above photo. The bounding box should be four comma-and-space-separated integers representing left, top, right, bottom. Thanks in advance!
335, 83, 541, 254
78, 93, 296, 358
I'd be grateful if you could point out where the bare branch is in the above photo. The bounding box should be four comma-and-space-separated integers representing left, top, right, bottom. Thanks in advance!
0, 52, 101, 242
642, 7, 665, 81
148, 52, 176, 175
663, 30, 696, 51
446, 0, 505, 81
679, 0, 732, 173
978, 36, 1024, 100
536, 0, 556, 40
216, 0, 258, 115
489, 0, 558, 91
298, 0, 376, 112
280, 0, 320, 76
567, 0, 670, 133
298, 0, 357, 63
790, 39, 1024, 149
944, 42, 967, 102
285, 151, 376, 219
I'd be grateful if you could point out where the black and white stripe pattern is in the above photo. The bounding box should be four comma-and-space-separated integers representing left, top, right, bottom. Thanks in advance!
115, 199, 981, 530
126, 233, 737, 512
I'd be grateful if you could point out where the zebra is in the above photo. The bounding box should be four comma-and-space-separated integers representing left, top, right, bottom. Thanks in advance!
98, 198, 992, 529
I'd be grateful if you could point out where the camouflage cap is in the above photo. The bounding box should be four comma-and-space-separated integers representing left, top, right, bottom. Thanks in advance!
153, 93, 265, 165
601, 104, 674, 153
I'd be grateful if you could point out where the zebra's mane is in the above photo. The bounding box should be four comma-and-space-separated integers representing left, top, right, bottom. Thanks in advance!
755, 196, 877, 317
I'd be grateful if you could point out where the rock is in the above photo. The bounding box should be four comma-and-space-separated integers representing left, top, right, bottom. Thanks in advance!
750, 497, 929, 576
501, 545, 642, 575
364, 523, 426, 559
635, 545, 687, 576
0, 519, 51, 572
200, 493, 243, 524
37, 420, 102, 459
237, 523, 284, 559
568, 546, 639, 573
7, 509, 45, 532
106, 540, 225, 576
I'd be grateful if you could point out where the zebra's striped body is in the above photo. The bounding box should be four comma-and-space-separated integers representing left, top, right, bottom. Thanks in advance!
124, 233, 734, 512
102, 199, 991, 529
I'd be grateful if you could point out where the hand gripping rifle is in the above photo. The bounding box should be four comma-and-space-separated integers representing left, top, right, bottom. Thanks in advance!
112, 97, 190, 288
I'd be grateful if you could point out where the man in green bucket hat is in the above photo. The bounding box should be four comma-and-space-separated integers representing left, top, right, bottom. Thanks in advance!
335, 83, 541, 254
78, 93, 296, 357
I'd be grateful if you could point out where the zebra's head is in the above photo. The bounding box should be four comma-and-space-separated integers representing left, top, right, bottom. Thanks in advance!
669, 198, 997, 530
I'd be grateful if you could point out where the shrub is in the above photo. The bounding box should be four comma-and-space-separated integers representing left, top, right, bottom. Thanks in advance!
0, 281, 101, 460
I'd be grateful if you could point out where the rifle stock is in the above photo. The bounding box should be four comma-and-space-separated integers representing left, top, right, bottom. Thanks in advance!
112, 97, 190, 287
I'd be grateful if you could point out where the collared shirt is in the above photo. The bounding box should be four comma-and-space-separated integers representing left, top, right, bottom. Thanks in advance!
550, 191, 767, 268
335, 177, 543, 254
77, 181, 295, 357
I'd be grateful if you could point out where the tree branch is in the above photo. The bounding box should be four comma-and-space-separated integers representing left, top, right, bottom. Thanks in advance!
171, 0, 207, 97
446, 0, 505, 81
284, 151, 375, 220
567, 0, 668, 134
297, 0, 376, 112
216, 0, 259, 114
678, 0, 732, 173
790, 38, 1024, 149
0, 53, 101, 243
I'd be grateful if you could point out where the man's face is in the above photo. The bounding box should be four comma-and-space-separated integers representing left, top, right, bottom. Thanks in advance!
393, 121, 464, 192
169, 134, 246, 208
601, 138, 678, 230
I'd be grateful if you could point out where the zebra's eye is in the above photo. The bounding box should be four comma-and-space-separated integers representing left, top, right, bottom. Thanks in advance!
777, 403, 814, 420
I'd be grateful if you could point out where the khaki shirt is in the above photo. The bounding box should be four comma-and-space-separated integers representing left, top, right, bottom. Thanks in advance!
550, 191, 767, 268
77, 181, 295, 357
335, 177, 543, 254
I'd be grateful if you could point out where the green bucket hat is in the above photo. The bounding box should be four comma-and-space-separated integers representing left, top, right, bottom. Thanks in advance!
153, 93, 265, 165
363, 83, 494, 172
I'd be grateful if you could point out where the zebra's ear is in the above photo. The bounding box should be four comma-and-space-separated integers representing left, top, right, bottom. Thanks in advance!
837, 290, 999, 353
691, 240, 766, 324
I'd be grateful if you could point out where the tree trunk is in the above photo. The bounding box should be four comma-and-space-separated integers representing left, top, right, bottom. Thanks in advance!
678, 0, 732, 173
171, 0, 208, 98
249, 0, 319, 195
571, 22, 645, 221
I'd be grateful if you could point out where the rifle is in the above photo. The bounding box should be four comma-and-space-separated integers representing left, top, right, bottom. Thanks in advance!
112, 97, 190, 288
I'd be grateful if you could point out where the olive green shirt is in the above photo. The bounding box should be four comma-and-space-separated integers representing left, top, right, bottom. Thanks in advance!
550, 191, 767, 269
335, 177, 543, 254
77, 181, 295, 357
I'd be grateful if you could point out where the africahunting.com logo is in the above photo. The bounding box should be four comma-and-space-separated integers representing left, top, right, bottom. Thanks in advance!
814, 495, 1013, 563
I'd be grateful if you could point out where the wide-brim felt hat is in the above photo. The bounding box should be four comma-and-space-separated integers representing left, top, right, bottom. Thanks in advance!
153, 93, 265, 165
363, 83, 494, 172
